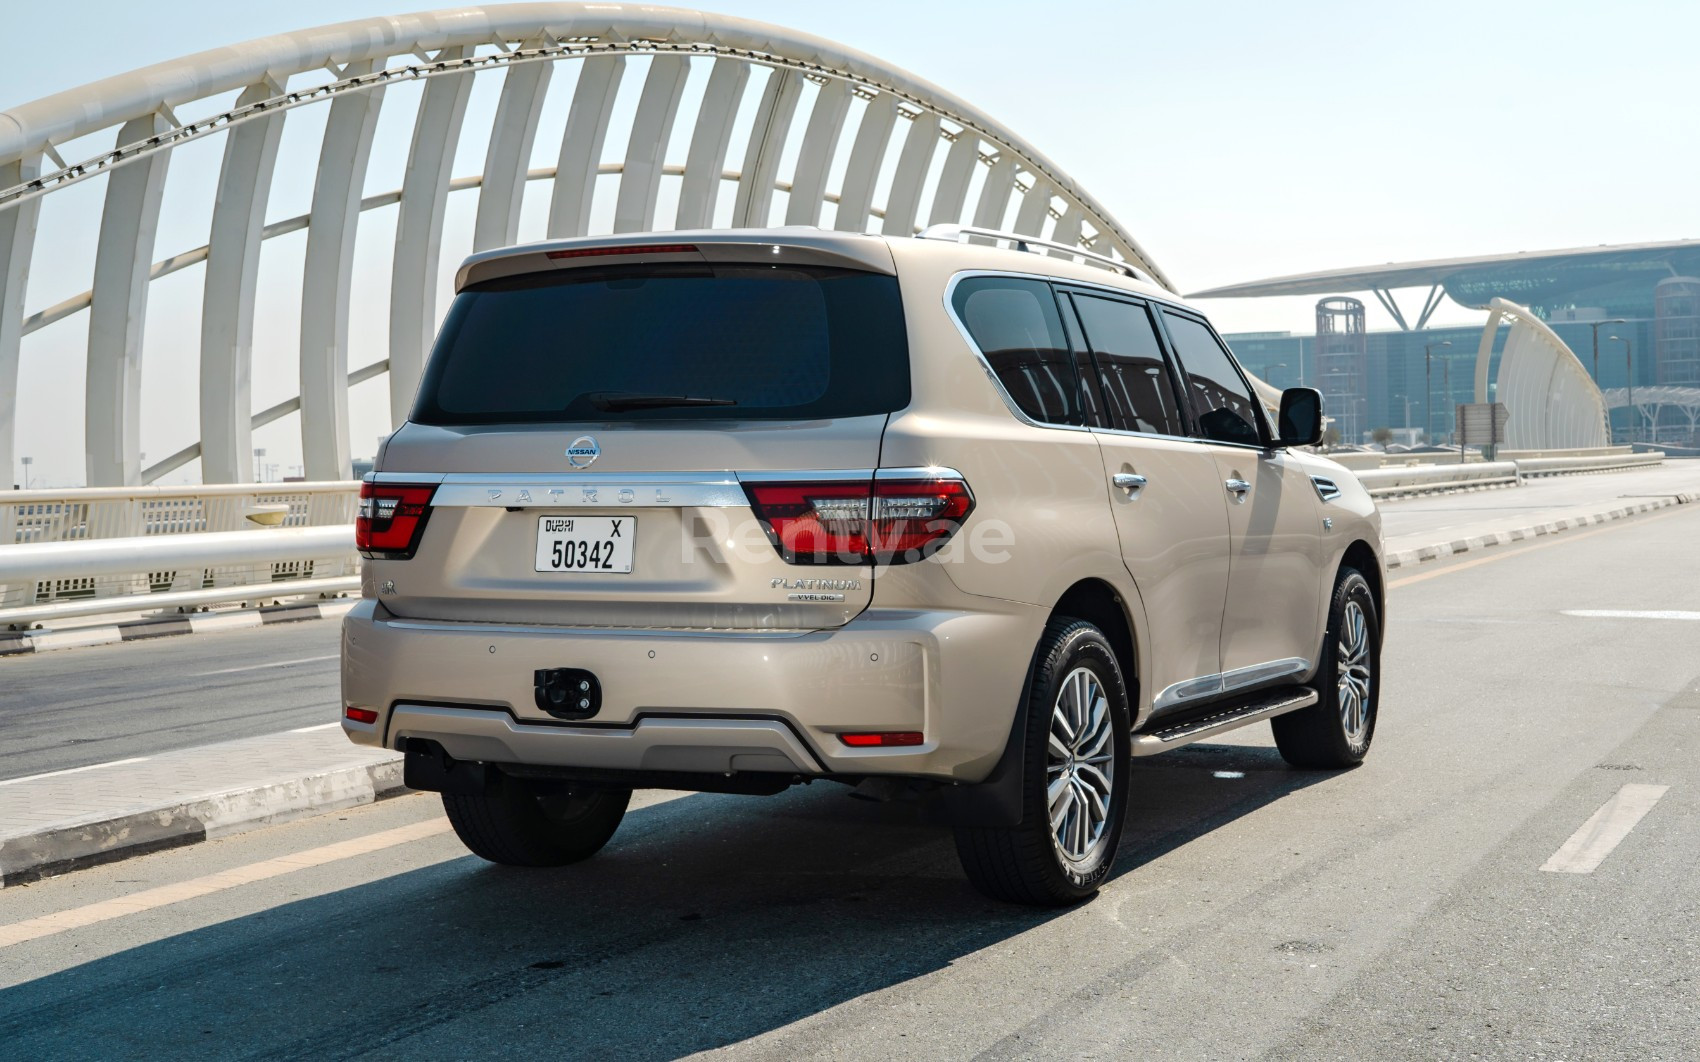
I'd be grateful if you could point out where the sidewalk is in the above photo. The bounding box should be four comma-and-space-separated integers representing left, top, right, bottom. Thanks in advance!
1378, 461, 1700, 568
3, 462, 1697, 886
0, 728, 402, 886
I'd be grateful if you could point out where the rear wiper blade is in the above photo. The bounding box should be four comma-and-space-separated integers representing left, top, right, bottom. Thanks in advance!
587, 391, 740, 412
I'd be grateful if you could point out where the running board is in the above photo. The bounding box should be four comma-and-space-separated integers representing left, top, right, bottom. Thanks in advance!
1132, 686, 1318, 757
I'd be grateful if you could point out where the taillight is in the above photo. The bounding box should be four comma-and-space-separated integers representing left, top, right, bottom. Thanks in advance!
839, 731, 925, 747
743, 475, 974, 565
355, 481, 436, 559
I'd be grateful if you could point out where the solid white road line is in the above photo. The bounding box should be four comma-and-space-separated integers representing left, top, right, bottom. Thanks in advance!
193, 654, 340, 677
1561, 609, 1700, 621
289, 722, 343, 733
0, 789, 691, 949
0, 818, 454, 949
1540, 783, 1670, 874
0, 757, 149, 788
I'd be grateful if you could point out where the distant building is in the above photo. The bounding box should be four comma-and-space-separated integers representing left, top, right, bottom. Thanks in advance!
1198, 239, 1700, 445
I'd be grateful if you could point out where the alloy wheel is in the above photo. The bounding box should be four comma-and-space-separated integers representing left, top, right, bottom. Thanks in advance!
1047, 666, 1116, 866
1336, 599, 1373, 744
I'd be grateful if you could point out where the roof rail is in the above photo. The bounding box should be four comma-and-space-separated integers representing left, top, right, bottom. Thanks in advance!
915, 224, 1151, 283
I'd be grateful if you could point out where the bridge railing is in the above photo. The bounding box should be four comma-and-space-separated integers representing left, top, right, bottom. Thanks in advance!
0, 483, 358, 627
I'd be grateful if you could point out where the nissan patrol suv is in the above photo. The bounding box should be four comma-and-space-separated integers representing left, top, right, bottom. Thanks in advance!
341, 225, 1384, 907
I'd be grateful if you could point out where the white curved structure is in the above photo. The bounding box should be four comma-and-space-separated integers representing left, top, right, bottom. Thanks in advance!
0, 4, 1166, 487
1471, 297, 1609, 450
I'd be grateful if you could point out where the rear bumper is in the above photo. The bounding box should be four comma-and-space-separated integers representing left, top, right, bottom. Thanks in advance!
341, 599, 1041, 782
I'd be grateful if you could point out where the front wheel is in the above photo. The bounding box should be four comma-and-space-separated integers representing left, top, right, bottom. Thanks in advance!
443, 775, 630, 867
954, 619, 1131, 906
1272, 566, 1380, 768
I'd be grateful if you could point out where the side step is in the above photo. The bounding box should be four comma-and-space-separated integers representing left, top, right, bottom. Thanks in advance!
1132, 686, 1319, 757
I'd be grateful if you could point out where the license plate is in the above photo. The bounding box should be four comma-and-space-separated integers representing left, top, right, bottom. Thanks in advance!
534, 516, 635, 573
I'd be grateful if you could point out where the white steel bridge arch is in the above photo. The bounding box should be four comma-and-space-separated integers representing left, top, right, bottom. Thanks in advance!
0, 3, 1168, 488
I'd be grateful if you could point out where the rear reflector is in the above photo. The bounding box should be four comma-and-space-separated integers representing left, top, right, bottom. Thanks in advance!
545, 243, 699, 260
344, 706, 379, 725
839, 731, 925, 748
743, 476, 974, 565
356, 481, 436, 559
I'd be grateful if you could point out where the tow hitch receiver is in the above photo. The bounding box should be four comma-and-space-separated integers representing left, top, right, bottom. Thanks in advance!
535, 668, 601, 720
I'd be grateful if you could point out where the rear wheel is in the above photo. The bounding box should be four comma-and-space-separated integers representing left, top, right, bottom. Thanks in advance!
954, 619, 1131, 906
1272, 567, 1380, 768
443, 775, 630, 867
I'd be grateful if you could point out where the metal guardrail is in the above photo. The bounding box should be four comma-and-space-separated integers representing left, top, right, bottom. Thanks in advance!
1, 481, 358, 544
0, 524, 356, 628
0, 485, 359, 627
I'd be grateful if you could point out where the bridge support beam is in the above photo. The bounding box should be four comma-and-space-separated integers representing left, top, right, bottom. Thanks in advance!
0, 155, 40, 491
200, 83, 284, 483
547, 55, 624, 239
473, 46, 554, 252
389, 50, 475, 431
87, 114, 171, 487
301, 62, 386, 483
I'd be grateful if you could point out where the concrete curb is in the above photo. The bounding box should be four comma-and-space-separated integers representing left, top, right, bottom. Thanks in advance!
0, 753, 404, 887
0, 598, 357, 657
1384, 491, 1700, 570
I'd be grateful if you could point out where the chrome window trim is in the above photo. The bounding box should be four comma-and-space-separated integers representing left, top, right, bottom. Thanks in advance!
942, 270, 1283, 453
1152, 656, 1311, 713
943, 269, 1201, 441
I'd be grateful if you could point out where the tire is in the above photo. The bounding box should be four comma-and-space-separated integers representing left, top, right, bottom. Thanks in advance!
443, 775, 630, 867
1272, 566, 1380, 769
954, 619, 1131, 906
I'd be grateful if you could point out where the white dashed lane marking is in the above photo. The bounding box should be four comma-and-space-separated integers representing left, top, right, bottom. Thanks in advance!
1540, 784, 1670, 874
1561, 610, 1700, 621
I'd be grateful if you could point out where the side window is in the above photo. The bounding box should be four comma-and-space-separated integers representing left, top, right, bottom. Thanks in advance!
952, 276, 1081, 425
1068, 293, 1186, 436
1162, 311, 1264, 446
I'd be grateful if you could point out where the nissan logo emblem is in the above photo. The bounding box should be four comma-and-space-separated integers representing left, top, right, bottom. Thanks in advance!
565, 435, 600, 468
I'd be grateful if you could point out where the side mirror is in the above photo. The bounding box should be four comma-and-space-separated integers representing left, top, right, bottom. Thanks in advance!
1277, 387, 1324, 447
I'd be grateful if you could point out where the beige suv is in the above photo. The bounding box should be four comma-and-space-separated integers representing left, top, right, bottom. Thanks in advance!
341, 226, 1384, 906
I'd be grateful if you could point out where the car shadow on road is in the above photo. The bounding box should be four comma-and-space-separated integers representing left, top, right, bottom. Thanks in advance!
0, 743, 1334, 1060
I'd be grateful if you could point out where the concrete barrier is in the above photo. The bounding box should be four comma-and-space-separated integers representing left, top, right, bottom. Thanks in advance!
1351, 462, 1520, 498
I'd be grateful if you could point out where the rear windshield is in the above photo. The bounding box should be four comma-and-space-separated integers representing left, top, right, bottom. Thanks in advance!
411, 263, 909, 424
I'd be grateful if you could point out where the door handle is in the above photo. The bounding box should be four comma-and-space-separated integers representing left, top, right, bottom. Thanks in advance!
1225, 477, 1250, 498
1112, 473, 1147, 493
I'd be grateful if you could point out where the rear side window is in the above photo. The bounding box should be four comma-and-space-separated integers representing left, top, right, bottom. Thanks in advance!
1068, 293, 1186, 436
951, 276, 1081, 425
412, 264, 909, 424
1162, 311, 1265, 446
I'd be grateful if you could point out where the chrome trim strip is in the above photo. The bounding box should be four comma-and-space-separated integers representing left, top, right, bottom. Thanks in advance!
423, 471, 747, 508
1153, 656, 1311, 713
736, 468, 876, 483
1311, 475, 1343, 502
376, 467, 970, 507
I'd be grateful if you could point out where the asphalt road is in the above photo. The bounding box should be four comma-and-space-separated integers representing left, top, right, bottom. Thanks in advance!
4, 462, 1695, 786
1, 497, 1697, 1058
0, 621, 341, 780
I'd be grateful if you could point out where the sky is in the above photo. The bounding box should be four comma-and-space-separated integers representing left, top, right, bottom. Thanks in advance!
4, 0, 1699, 486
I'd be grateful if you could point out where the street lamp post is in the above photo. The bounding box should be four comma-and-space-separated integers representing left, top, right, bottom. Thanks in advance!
1610, 334, 1635, 445
1424, 340, 1451, 444
1393, 393, 1412, 430
1442, 358, 1454, 448
1589, 318, 1626, 385
19, 455, 32, 489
